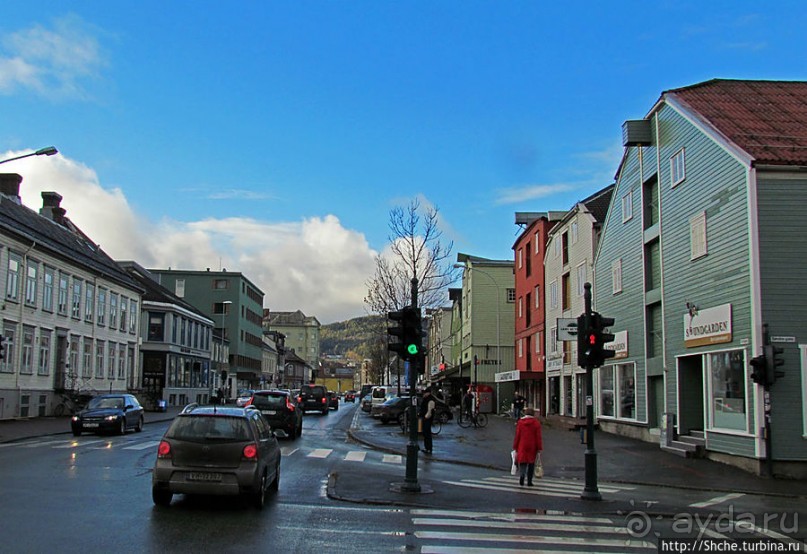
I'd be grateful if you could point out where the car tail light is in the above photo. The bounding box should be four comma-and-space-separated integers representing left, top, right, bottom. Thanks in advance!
157, 440, 172, 459
321, 397, 326, 404
242, 443, 259, 461
286, 397, 295, 411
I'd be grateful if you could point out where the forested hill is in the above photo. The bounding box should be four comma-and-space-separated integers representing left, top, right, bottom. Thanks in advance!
320, 314, 384, 357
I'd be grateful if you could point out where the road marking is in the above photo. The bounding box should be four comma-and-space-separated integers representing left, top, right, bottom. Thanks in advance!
53, 439, 106, 449
382, 454, 402, 464
689, 492, 744, 508
415, 530, 652, 550
486, 475, 628, 493
345, 451, 366, 462
308, 448, 333, 458
280, 446, 299, 456
122, 440, 161, 451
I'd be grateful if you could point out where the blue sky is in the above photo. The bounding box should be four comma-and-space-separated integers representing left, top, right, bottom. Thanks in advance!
2, 2, 806, 323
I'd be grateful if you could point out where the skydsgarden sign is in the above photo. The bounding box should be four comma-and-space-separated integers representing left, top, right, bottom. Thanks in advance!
684, 304, 732, 348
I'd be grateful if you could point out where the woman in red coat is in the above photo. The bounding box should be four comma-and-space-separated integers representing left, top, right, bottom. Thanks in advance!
512, 407, 543, 486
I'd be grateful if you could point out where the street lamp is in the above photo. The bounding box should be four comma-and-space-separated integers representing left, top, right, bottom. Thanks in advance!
454, 262, 502, 411
0, 146, 58, 165
214, 301, 232, 402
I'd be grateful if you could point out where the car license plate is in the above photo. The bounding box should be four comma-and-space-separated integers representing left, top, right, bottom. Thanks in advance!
84, 423, 99, 428
261, 410, 277, 415
188, 472, 222, 482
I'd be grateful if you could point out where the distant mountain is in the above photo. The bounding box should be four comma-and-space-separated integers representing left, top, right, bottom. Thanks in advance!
320, 314, 384, 357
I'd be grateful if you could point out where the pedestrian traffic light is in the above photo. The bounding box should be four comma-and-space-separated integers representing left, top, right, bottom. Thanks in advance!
749, 353, 767, 385
763, 344, 785, 386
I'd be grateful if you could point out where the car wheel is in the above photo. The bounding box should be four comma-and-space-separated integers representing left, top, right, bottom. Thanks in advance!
287, 425, 296, 440
135, 416, 144, 433
152, 486, 172, 507
270, 461, 280, 493
296, 421, 302, 439
253, 473, 267, 510
72, 428, 82, 437
118, 418, 126, 435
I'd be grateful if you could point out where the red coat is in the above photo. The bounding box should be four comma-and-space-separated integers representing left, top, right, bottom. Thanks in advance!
512, 416, 543, 464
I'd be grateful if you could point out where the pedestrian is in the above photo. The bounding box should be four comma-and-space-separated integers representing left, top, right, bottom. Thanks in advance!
419, 388, 436, 455
512, 393, 526, 420
512, 407, 543, 486
463, 387, 474, 419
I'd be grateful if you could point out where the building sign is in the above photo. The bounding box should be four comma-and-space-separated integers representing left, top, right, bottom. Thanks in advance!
546, 357, 563, 371
684, 304, 732, 348
606, 330, 628, 359
495, 370, 520, 383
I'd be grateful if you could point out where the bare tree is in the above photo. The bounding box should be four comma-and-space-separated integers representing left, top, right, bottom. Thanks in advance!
364, 198, 454, 314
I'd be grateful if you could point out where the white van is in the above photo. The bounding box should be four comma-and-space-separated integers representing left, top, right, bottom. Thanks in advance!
370, 386, 389, 408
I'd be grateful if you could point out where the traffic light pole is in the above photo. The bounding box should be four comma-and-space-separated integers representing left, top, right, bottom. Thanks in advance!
581, 283, 602, 501
402, 278, 421, 492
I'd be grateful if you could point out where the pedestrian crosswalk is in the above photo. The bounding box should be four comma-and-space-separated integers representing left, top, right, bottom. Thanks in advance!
410, 508, 656, 553
442, 474, 635, 499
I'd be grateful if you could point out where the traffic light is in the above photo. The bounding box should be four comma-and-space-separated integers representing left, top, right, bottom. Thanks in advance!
749, 353, 767, 385
593, 313, 616, 367
387, 306, 423, 367
577, 314, 593, 368
764, 344, 785, 386
578, 312, 616, 368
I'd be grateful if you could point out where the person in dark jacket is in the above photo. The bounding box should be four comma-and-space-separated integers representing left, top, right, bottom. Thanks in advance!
419, 389, 436, 454
512, 407, 543, 486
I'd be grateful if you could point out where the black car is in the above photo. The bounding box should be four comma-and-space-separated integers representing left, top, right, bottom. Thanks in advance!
298, 384, 329, 415
152, 404, 280, 509
71, 394, 145, 436
371, 396, 411, 424
327, 391, 339, 410
344, 391, 356, 403
247, 390, 303, 439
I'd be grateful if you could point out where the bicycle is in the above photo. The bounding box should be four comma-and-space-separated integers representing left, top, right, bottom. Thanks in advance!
457, 411, 488, 429
399, 408, 442, 435
53, 392, 84, 416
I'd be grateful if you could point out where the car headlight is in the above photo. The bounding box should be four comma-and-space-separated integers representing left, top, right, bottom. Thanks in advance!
71, 415, 80, 422
104, 415, 120, 421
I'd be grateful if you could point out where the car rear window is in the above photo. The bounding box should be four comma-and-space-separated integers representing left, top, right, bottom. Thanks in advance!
372, 388, 387, 399
167, 415, 251, 442
301, 386, 326, 397
252, 394, 286, 409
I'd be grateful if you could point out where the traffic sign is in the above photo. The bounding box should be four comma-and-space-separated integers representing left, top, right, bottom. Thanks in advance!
557, 318, 579, 341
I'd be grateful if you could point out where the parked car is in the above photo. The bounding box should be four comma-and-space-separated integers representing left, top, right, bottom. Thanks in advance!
236, 390, 255, 407
327, 391, 339, 410
360, 394, 372, 413
371, 395, 411, 424
370, 386, 389, 410
344, 391, 356, 403
297, 384, 329, 415
71, 394, 145, 436
246, 390, 303, 440
151, 404, 281, 509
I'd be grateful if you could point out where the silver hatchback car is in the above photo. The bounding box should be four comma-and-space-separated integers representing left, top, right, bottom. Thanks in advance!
152, 405, 281, 509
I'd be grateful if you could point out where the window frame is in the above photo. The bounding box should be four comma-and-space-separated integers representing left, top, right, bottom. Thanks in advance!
671, 147, 686, 187
690, 211, 707, 260
622, 191, 633, 223
612, 258, 623, 294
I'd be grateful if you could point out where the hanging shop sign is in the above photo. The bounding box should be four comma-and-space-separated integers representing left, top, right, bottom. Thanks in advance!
684, 303, 732, 348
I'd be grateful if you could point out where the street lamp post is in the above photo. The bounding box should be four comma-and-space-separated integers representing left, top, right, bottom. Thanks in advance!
454, 263, 502, 412
216, 301, 232, 402
0, 146, 58, 165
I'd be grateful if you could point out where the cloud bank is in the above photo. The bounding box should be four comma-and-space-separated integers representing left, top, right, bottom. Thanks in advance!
5, 152, 377, 324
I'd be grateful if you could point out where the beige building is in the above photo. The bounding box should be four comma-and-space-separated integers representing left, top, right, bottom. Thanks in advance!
264, 310, 321, 382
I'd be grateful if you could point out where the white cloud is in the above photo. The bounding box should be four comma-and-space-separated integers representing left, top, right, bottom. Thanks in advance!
0, 15, 106, 99
494, 183, 577, 205
6, 151, 377, 324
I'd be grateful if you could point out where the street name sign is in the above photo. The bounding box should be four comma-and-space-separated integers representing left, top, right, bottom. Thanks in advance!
556, 318, 578, 341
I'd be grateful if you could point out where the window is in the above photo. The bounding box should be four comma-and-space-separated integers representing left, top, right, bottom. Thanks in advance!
506, 289, 516, 303
535, 331, 542, 355
518, 338, 523, 358
25, 262, 38, 306
550, 326, 558, 354
118, 344, 126, 379
576, 263, 587, 297
690, 211, 707, 259
95, 341, 105, 378
58, 273, 69, 315
517, 248, 523, 269
129, 299, 138, 334
6, 253, 20, 301
0, 325, 15, 373
709, 350, 746, 431
534, 285, 540, 308
38, 329, 51, 376
671, 147, 686, 186
525, 243, 531, 276
97, 288, 107, 326
83, 338, 93, 378
561, 274, 571, 311
85, 283, 94, 322
534, 232, 540, 254
175, 279, 185, 297
612, 259, 623, 294
110, 293, 119, 329
213, 279, 228, 290
553, 238, 560, 259
561, 232, 569, 266
618, 365, 636, 419
21, 326, 34, 375
149, 313, 165, 342
43, 266, 55, 312
71, 279, 82, 319
518, 297, 523, 319
622, 191, 633, 222
599, 367, 615, 417
570, 221, 578, 245
119, 296, 128, 332
550, 281, 558, 309
107, 342, 116, 379
68, 336, 79, 379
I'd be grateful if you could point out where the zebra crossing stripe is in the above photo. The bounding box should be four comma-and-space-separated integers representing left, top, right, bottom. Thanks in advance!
122, 440, 161, 451
307, 448, 333, 458
486, 475, 629, 493
53, 439, 106, 449
382, 454, 402, 464
413, 517, 633, 535
442, 479, 580, 498
345, 451, 366, 462
415, 530, 653, 550
411, 509, 615, 523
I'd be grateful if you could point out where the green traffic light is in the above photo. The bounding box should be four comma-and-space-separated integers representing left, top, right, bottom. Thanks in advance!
406, 343, 419, 355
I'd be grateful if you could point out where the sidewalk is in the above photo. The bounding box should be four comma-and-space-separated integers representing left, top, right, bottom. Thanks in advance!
347, 410, 807, 498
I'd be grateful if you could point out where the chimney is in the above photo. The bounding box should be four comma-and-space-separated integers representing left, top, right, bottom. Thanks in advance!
40, 191, 65, 223
0, 173, 24, 204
